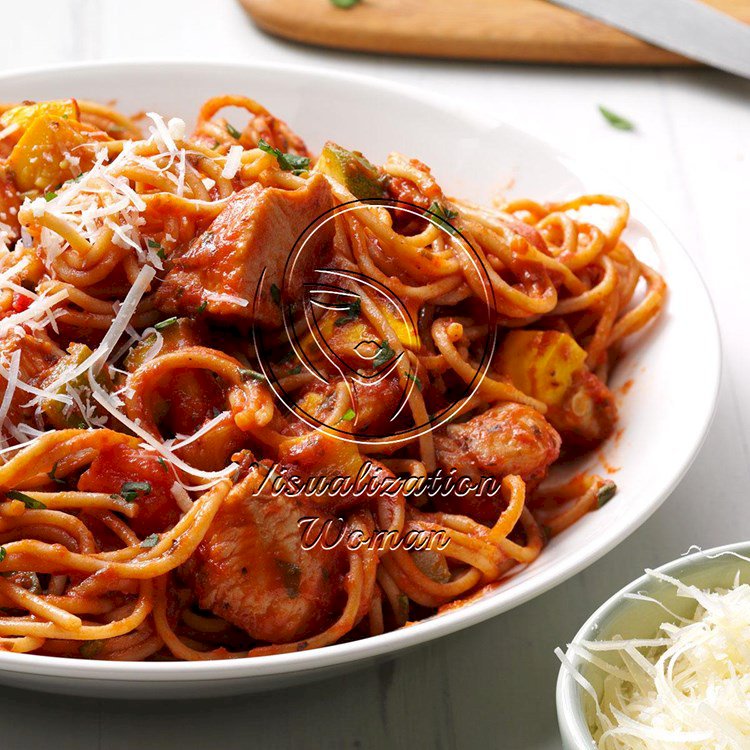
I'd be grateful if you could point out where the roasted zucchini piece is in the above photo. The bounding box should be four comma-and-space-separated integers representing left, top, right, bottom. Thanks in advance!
495, 330, 587, 407
9, 113, 91, 191
0, 99, 80, 131
39, 344, 111, 429
316, 142, 388, 200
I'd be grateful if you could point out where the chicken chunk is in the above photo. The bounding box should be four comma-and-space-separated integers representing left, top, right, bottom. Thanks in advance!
154, 175, 334, 327
434, 402, 561, 523
550, 369, 617, 449
185, 467, 345, 644
435, 402, 561, 484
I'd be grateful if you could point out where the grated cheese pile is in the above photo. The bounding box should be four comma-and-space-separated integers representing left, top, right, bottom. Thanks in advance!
558, 564, 750, 749
28, 113, 188, 273
0, 112, 245, 487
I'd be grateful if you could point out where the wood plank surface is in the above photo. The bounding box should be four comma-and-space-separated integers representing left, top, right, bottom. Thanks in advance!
240, 0, 750, 65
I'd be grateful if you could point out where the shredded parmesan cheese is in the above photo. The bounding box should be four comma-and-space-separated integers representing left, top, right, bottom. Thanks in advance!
221, 145, 243, 180
204, 290, 249, 307
558, 563, 750, 749
32, 265, 155, 405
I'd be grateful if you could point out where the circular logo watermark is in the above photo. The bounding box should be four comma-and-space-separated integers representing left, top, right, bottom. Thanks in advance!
251, 199, 497, 446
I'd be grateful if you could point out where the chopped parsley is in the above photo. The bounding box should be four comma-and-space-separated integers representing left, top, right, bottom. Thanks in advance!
334, 296, 361, 327
48, 461, 66, 485
118, 481, 152, 503
340, 408, 356, 422
598, 105, 634, 131
6, 490, 46, 509
195, 301, 208, 315
44, 191, 57, 202
330, 0, 361, 6
157, 457, 168, 472
226, 122, 242, 140
147, 238, 167, 260
239, 368, 266, 382
140, 533, 160, 549
258, 138, 311, 175
426, 201, 459, 236
270, 283, 281, 306
0, 547, 5, 563
372, 340, 395, 368
288, 365, 302, 375
154, 316, 178, 331
406, 372, 422, 391
597, 481, 617, 508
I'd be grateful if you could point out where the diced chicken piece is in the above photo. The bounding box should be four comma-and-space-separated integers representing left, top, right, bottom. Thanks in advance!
435, 402, 561, 484
551, 369, 618, 449
154, 175, 334, 327
434, 402, 561, 523
185, 466, 345, 644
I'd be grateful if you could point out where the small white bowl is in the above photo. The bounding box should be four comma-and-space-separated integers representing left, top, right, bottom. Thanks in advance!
556, 541, 750, 749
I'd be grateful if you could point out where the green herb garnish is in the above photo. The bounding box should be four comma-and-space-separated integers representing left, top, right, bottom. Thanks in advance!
372, 340, 395, 368
340, 408, 356, 422
7, 490, 46, 509
258, 138, 311, 175
406, 372, 422, 391
44, 191, 57, 202
140, 533, 160, 549
288, 365, 302, 375
195, 301, 208, 315
270, 283, 281, 306
157, 457, 168, 471
154, 316, 178, 331
426, 201, 459, 236
597, 481, 617, 508
226, 123, 242, 140
119, 481, 151, 503
334, 296, 361, 327
598, 106, 634, 131
239, 368, 266, 382
330, 0, 361, 6
147, 238, 167, 260
0, 547, 6, 563
48, 461, 66, 485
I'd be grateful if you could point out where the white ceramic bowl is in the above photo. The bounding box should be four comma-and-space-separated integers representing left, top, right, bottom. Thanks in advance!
0, 60, 720, 698
556, 541, 750, 749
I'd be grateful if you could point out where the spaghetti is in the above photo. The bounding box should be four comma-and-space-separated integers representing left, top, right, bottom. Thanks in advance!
0, 95, 665, 660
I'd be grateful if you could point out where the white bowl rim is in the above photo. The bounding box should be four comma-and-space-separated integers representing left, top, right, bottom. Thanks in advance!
0, 58, 722, 682
555, 540, 750, 748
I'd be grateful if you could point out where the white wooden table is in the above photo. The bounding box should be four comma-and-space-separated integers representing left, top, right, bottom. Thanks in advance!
0, 2, 748, 747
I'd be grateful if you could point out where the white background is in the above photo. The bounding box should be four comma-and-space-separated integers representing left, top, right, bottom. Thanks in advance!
0, 1, 748, 748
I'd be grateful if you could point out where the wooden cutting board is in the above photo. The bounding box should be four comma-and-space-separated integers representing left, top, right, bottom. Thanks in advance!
240, 0, 750, 65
